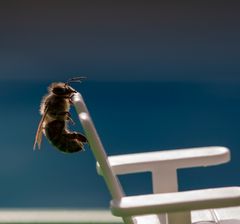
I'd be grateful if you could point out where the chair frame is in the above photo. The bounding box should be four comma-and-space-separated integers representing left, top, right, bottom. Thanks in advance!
73, 92, 240, 224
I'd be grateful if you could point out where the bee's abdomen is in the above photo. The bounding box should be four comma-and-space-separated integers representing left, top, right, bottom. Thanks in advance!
44, 120, 86, 153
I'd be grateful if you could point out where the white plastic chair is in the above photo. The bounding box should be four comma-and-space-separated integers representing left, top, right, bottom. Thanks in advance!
73, 92, 240, 224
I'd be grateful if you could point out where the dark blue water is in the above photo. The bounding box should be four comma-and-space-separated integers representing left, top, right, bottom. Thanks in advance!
1, 81, 240, 208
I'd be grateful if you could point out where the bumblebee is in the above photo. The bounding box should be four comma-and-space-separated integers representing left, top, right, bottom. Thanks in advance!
33, 77, 87, 153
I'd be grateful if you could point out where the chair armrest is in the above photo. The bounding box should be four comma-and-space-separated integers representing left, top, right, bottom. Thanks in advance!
111, 187, 240, 217
97, 146, 230, 175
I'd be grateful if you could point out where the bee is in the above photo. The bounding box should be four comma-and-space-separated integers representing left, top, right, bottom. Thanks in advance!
33, 77, 88, 153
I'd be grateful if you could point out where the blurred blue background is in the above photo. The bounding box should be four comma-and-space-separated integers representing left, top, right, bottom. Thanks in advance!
0, 1, 240, 208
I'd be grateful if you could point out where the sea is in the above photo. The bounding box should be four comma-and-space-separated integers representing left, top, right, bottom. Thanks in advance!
1, 80, 240, 208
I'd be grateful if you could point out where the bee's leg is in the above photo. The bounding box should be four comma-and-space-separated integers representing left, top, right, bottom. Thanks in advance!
54, 111, 75, 125
74, 133, 88, 143
66, 113, 75, 125
69, 98, 74, 105
68, 118, 75, 125
50, 111, 70, 120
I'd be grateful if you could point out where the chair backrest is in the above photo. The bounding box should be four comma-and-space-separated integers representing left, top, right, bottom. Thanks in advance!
72, 92, 124, 200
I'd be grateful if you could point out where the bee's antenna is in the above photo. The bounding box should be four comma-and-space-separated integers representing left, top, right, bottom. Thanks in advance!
65, 76, 87, 86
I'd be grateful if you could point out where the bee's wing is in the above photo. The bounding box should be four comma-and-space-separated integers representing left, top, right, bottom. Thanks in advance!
33, 106, 48, 150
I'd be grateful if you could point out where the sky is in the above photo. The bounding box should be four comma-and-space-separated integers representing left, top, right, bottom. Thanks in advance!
0, 1, 240, 82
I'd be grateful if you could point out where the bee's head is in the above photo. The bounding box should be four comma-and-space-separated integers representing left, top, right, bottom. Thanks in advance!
49, 82, 77, 96
49, 77, 86, 96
